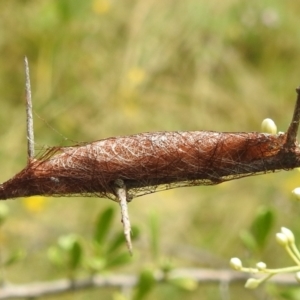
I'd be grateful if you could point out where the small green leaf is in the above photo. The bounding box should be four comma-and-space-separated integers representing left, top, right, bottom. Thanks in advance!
54, 234, 82, 271
133, 269, 156, 300
239, 230, 257, 252
108, 231, 126, 254
94, 207, 114, 245
250, 207, 274, 250
160, 259, 174, 274
108, 225, 140, 255
70, 240, 82, 270
58, 234, 78, 251
169, 277, 198, 291
47, 246, 63, 266
86, 257, 106, 272
105, 252, 132, 269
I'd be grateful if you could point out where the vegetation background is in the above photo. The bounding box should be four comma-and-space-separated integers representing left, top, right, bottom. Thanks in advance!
1, 0, 300, 299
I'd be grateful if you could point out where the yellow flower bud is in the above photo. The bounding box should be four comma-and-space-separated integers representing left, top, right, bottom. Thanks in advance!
292, 188, 300, 201
276, 232, 288, 246
230, 257, 243, 270
245, 278, 260, 289
261, 118, 277, 134
256, 262, 267, 271
281, 227, 295, 243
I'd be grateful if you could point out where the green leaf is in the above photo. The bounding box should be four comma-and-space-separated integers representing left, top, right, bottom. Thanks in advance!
47, 246, 64, 266
105, 252, 132, 269
239, 230, 257, 252
160, 259, 174, 274
250, 206, 274, 250
55, 234, 82, 270
94, 207, 115, 245
108, 225, 140, 255
169, 277, 198, 291
133, 269, 156, 300
58, 234, 78, 251
108, 231, 126, 254
69, 240, 82, 270
86, 257, 106, 273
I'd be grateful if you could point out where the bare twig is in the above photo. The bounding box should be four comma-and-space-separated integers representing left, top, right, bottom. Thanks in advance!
24, 56, 34, 161
285, 87, 300, 148
0, 268, 298, 300
113, 179, 132, 255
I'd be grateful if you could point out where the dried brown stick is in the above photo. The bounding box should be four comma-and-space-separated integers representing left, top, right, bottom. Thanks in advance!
113, 179, 132, 255
285, 87, 300, 148
24, 56, 34, 161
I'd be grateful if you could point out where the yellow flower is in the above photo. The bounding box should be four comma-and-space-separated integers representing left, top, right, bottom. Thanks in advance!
127, 68, 146, 86
92, 0, 111, 15
22, 196, 48, 213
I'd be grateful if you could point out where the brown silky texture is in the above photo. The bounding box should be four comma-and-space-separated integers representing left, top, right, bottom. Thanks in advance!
0, 131, 298, 201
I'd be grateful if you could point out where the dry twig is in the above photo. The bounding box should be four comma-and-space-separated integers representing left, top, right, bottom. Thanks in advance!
24, 56, 34, 160
113, 179, 132, 254
285, 87, 300, 148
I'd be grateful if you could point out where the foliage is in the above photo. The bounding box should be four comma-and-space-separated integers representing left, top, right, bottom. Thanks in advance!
47, 207, 138, 276
232, 227, 300, 290
240, 206, 275, 253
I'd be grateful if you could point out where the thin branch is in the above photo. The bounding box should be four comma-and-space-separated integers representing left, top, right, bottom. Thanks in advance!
113, 179, 132, 255
0, 268, 297, 299
24, 56, 34, 161
285, 87, 300, 148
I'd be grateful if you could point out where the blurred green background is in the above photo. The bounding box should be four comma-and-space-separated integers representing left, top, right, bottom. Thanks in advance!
1, 0, 300, 299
